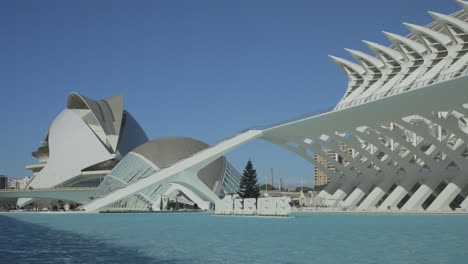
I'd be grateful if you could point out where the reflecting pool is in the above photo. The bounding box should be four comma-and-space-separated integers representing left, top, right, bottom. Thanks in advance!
1, 212, 467, 264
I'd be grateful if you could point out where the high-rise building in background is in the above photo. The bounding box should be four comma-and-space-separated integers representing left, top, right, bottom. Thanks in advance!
0, 176, 8, 190
314, 145, 353, 187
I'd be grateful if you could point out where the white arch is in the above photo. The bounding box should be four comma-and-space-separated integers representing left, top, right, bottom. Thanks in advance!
382, 31, 427, 56
328, 55, 366, 76
362, 40, 405, 64
359, 40, 406, 98
403, 23, 453, 47
428, 12, 468, 36
345, 48, 385, 70
329, 55, 366, 104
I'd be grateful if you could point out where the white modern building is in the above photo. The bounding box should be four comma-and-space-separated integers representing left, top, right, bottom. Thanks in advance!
18, 92, 149, 207
2, 1, 468, 213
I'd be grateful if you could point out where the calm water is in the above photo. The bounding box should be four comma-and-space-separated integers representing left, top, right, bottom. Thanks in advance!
0, 212, 467, 264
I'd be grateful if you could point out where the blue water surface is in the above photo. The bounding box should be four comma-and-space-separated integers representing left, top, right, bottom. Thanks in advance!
1, 212, 467, 264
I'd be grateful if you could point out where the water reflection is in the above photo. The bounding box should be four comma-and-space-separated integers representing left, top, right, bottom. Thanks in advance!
0, 215, 186, 264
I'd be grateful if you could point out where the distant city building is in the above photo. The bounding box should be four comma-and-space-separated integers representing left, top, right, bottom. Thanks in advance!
314, 145, 353, 187
7, 178, 15, 189
8, 177, 32, 190
0, 175, 8, 190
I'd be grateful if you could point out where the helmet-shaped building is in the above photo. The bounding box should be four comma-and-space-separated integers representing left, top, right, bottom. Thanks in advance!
19, 93, 149, 207
95, 137, 242, 211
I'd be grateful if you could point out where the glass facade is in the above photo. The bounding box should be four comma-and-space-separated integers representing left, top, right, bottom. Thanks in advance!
64, 177, 103, 188
101, 183, 172, 211
95, 153, 157, 198
222, 161, 242, 195
96, 153, 242, 212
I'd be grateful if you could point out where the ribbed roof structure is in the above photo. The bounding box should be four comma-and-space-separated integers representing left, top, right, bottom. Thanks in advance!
331, 1, 468, 110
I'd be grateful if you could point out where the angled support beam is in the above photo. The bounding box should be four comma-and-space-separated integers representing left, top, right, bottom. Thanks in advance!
398, 120, 467, 171
336, 131, 406, 209
422, 112, 468, 147
427, 173, 468, 211
372, 125, 439, 172
314, 136, 377, 203
336, 133, 396, 176
353, 128, 419, 174
300, 139, 358, 178
82, 130, 263, 211
317, 138, 367, 173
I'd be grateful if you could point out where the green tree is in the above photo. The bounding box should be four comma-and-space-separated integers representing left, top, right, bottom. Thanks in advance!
238, 160, 260, 199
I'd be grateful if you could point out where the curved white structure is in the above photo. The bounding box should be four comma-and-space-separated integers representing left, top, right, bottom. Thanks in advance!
18, 93, 148, 207
81, 2, 468, 213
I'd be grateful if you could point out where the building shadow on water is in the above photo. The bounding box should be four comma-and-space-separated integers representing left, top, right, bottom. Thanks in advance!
0, 215, 188, 264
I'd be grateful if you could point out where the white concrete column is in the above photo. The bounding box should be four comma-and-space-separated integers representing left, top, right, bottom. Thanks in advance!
317, 189, 333, 199
459, 196, 468, 210
401, 176, 442, 211
377, 175, 419, 211
377, 186, 408, 211
340, 188, 366, 208
357, 187, 386, 210
328, 189, 347, 206
318, 180, 340, 199
426, 183, 461, 211
427, 175, 468, 211
400, 184, 433, 211
357, 174, 398, 210
327, 177, 358, 206
340, 175, 375, 208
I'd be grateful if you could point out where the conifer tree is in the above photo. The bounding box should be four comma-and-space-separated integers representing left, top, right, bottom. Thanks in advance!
238, 160, 260, 199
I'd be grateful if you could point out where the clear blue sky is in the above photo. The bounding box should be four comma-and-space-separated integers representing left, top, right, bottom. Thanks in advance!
0, 0, 460, 187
